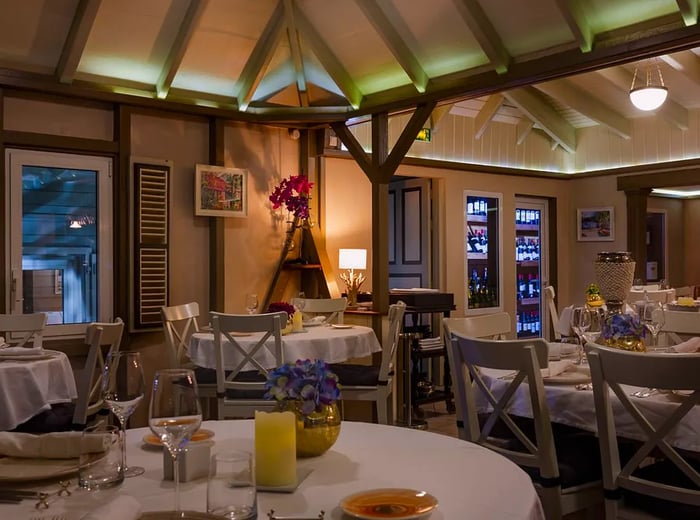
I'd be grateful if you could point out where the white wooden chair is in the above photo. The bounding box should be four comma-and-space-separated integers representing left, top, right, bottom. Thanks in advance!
658, 309, 700, 346
292, 297, 347, 325
448, 332, 602, 519
332, 301, 406, 424
629, 288, 675, 304
585, 343, 700, 519
211, 311, 287, 419
443, 311, 511, 340
0, 312, 47, 348
544, 286, 561, 341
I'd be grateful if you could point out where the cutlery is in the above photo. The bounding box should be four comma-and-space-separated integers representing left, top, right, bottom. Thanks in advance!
631, 388, 657, 398
0, 489, 39, 499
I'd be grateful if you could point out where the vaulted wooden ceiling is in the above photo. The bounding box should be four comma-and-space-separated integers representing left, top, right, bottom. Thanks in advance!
2, 0, 700, 150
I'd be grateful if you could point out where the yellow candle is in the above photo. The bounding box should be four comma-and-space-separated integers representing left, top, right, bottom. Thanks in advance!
254, 410, 297, 488
292, 310, 303, 332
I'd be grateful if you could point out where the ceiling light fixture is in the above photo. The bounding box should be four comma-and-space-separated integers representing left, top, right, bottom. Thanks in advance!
629, 60, 668, 111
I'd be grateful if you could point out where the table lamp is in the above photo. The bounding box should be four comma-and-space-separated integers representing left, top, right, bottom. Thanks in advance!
339, 248, 367, 308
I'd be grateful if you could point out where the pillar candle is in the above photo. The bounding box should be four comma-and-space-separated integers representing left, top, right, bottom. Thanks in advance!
254, 410, 297, 488
292, 310, 304, 332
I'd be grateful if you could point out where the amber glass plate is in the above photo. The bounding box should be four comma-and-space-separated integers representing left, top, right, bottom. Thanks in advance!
340, 488, 438, 519
142, 429, 214, 447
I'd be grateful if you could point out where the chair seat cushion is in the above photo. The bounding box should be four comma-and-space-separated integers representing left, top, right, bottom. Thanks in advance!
330, 363, 380, 386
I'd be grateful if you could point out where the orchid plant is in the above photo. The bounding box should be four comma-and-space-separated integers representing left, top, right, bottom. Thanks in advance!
269, 175, 313, 220
264, 359, 341, 416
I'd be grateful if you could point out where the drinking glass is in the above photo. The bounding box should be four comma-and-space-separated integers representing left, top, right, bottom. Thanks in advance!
570, 306, 592, 364
582, 307, 605, 345
103, 351, 145, 477
245, 294, 258, 315
297, 291, 306, 315
642, 300, 665, 349
149, 369, 202, 514
632, 278, 643, 291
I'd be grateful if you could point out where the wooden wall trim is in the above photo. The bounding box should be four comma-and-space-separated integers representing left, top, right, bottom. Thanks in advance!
0, 87, 5, 312
1, 130, 118, 154
115, 106, 131, 333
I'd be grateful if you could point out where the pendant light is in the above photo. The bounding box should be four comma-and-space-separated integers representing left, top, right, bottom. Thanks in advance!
629, 60, 668, 111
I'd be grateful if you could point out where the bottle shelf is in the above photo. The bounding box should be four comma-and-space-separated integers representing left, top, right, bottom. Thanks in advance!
516, 224, 539, 232
516, 261, 539, 268
467, 252, 487, 260
519, 297, 539, 306
467, 215, 487, 224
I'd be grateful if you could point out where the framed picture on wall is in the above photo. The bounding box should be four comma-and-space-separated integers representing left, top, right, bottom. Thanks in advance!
195, 164, 248, 217
577, 206, 614, 241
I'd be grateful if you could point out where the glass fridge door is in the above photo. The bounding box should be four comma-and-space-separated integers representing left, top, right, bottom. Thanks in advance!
515, 200, 547, 338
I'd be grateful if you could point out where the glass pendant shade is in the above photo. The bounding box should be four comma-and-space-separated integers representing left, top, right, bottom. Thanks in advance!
629, 86, 668, 111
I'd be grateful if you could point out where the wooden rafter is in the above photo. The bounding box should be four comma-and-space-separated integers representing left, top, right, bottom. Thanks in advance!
676, 0, 699, 26
474, 94, 504, 139
236, 2, 285, 111
516, 118, 534, 145
156, 0, 208, 100
452, 0, 510, 74
55, 0, 102, 84
379, 102, 436, 181
554, 0, 593, 52
282, 0, 308, 107
355, 0, 429, 93
660, 50, 700, 85
535, 80, 631, 139
504, 87, 576, 152
429, 103, 453, 132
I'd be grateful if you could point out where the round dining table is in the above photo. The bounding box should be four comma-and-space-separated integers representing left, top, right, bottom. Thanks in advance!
0, 349, 77, 430
0, 420, 544, 519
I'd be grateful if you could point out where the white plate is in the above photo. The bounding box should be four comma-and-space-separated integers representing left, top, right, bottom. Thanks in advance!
340, 488, 438, 519
0, 349, 61, 362
0, 452, 100, 483
543, 365, 591, 385
330, 324, 354, 329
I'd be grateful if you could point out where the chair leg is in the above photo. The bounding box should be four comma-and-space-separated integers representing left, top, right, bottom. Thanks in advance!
538, 486, 563, 520
376, 397, 388, 425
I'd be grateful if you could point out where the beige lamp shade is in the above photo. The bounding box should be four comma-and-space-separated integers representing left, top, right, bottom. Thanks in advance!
339, 249, 367, 270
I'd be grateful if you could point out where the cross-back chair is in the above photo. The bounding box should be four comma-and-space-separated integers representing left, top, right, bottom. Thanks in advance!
0, 312, 47, 348
292, 297, 347, 325
443, 311, 510, 341
585, 343, 700, 519
543, 286, 562, 341
448, 332, 602, 519
658, 308, 700, 346
211, 311, 287, 419
331, 301, 406, 424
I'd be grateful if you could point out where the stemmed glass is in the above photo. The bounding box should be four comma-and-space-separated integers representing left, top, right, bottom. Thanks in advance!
297, 291, 306, 316
582, 306, 605, 345
570, 306, 592, 364
641, 300, 665, 349
103, 351, 146, 477
245, 294, 258, 315
148, 369, 202, 514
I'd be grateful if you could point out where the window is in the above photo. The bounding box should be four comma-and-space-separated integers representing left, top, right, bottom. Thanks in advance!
6, 149, 113, 338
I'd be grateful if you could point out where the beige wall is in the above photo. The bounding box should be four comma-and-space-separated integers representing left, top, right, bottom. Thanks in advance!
647, 196, 684, 287
684, 198, 700, 286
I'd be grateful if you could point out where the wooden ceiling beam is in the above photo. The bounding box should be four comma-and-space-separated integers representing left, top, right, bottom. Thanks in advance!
516, 118, 534, 145
474, 94, 504, 139
236, 2, 285, 111
355, 0, 428, 93
283, 0, 308, 107
660, 50, 700, 85
429, 104, 453, 133
535, 80, 631, 139
676, 0, 699, 26
55, 0, 102, 84
293, 7, 362, 109
156, 0, 207, 100
554, 0, 593, 52
452, 0, 510, 74
597, 66, 689, 130
504, 87, 576, 152
380, 102, 436, 181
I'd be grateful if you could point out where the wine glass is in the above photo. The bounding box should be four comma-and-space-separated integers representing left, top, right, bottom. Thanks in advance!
148, 369, 202, 514
245, 294, 258, 315
582, 306, 605, 345
570, 306, 592, 364
642, 300, 665, 349
103, 351, 145, 477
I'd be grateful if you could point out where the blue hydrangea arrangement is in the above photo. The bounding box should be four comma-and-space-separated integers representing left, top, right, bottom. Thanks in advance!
265, 359, 341, 416
601, 311, 645, 350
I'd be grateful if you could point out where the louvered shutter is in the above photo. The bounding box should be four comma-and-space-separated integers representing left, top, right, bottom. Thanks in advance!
133, 161, 169, 330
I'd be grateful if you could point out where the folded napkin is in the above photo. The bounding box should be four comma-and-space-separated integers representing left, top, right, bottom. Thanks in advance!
304, 315, 326, 325
0, 346, 43, 356
81, 495, 142, 520
0, 431, 109, 459
671, 337, 700, 353
541, 359, 575, 378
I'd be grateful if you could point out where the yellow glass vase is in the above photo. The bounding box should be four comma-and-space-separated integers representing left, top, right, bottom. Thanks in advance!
278, 401, 341, 457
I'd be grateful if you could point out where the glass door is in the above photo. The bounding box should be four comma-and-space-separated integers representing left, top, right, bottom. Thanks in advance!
515, 198, 548, 338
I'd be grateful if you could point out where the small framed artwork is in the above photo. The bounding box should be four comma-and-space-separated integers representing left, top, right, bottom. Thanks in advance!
577, 206, 614, 241
195, 164, 248, 217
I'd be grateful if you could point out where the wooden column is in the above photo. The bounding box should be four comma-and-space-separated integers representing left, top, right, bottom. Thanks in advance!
624, 188, 651, 281
209, 118, 225, 312
115, 105, 131, 326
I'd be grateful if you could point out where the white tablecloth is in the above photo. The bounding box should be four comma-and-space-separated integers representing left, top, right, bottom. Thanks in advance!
0, 420, 544, 520
189, 325, 382, 370
479, 367, 700, 452
0, 350, 77, 430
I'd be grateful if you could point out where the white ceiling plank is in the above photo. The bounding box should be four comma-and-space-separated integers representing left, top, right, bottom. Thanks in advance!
56, 0, 102, 84
661, 50, 700, 85
355, 0, 428, 93
236, 2, 286, 111
451, 0, 510, 74
516, 118, 534, 145
156, 0, 208, 100
597, 66, 689, 130
283, 0, 308, 106
676, 0, 699, 26
430, 104, 453, 132
553, 0, 593, 52
504, 87, 576, 152
535, 80, 631, 139
474, 94, 504, 139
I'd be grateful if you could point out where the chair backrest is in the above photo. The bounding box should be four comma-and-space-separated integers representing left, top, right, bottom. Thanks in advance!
73, 318, 125, 426
378, 301, 406, 383
0, 312, 47, 348
210, 311, 287, 398
447, 332, 558, 479
161, 302, 200, 368
585, 343, 700, 511
443, 312, 511, 340
292, 297, 347, 324
660, 309, 700, 345
543, 286, 561, 340
628, 288, 675, 304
